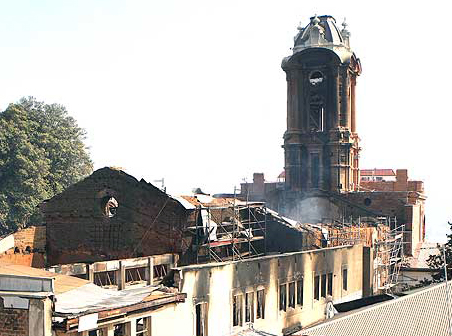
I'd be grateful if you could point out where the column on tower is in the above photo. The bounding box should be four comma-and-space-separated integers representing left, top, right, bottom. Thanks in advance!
340, 66, 350, 128
331, 67, 340, 129
351, 77, 356, 133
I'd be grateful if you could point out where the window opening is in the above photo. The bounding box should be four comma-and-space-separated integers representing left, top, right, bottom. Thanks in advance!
245, 292, 254, 323
279, 284, 287, 311
126, 266, 146, 285
314, 275, 320, 301
153, 264, 168, 280
309, 94, 324, 132
101, 196, 118, 218
233, 295, 243, 327
113, 324, 126, 336
88, 330, 104, 336
136, 317, 150, 336
297, 278, 303, 306
328, 273, 333, 296
94, 271, 116, 288
196, 303, 208, 336
321, 274, 327, 298
309, 71, 324, 85
257, 289, 265, 319
343, 269, 348, 291
288, 282, 295, 308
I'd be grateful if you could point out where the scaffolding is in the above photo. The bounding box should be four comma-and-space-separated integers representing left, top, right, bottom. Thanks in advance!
374, 220, 405, 293
324, 216, 389, 248
189, 201, 267, 264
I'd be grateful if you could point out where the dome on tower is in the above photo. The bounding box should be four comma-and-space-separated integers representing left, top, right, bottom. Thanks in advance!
288, 15, 353, 64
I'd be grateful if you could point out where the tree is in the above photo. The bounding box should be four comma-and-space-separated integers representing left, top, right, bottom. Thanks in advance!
426, 222, 452, 282
0, 97, 93, 234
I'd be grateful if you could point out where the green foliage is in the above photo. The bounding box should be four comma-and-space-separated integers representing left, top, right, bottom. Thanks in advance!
426, 222, 452, 282
0, 97, 93, 234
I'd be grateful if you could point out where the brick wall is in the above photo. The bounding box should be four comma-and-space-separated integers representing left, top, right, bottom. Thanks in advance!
41, 168, 189, 265
360, 169, 424, 193
13, 227, 46, 252
0, 227, 46, 267
0, 308, 29, 336
344, 191, 425, 256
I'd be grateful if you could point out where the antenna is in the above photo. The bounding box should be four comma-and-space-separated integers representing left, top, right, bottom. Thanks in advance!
153, 178, 166, 193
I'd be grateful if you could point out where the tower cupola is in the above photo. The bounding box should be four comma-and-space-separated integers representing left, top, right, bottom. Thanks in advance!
290, 15, 352, 64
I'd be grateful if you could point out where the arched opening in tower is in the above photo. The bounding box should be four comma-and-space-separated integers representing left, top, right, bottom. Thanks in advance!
309, 94, 324, 132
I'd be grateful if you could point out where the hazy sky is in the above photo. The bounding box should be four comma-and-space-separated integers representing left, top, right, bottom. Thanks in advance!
0, 0, 450, 242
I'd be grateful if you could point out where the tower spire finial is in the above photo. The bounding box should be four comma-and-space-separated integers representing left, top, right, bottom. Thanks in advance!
342, 17, 348, 30
312, 14, 320, 25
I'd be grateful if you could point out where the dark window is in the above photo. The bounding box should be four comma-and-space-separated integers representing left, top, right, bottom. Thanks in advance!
279, 284, 287, 311
233, 295, 243, 327
113, 324, 126, 336
311, 153, 320, 188
296, 279, 303, 306
153, 264, 168, 279
309, 94, 324, 132
288, 282, 295, 308
257, 289, 265, 319
245, 292, 254, 323
314, 275, 320, 300
94, 270, 116, 288
136, 317, 150, 336
126, 267, 146, 284
328, 273, 333, 296
196, 303, 208, 336
343, 269, 348, 291
88, 330, 104, 336
364, 198, 372, 206
321, 274, 327, 298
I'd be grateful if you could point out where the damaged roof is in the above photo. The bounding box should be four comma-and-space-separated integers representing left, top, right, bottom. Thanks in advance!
55, 283, 183, 316
178, 195, 263, 209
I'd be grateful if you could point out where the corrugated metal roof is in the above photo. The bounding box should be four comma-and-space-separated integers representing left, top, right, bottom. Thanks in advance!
298, 281, 452, 336
55, 283, 173, 315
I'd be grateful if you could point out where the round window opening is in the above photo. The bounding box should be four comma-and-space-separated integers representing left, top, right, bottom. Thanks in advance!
101, 196, 118, 218
309, 71, 324, 85
364, 198, 372, 206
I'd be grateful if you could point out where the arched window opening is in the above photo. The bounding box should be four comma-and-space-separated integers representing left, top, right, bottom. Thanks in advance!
309, 94, 324, 132
101, 196, 119, 218
309, 71, 324, 85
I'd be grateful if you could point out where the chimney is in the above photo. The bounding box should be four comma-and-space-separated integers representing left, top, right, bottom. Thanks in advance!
395, 169, 408, 191
253, 173, 265, 198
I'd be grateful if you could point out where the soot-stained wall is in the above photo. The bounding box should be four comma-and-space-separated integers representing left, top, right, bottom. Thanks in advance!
40, 167, 189, 265
172, 244, 364, 336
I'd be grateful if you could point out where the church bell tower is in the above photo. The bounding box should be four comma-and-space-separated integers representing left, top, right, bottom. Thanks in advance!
282, 15, 362, 195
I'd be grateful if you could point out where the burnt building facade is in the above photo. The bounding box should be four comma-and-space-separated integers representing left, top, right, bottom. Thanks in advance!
40, 167, 189, 265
